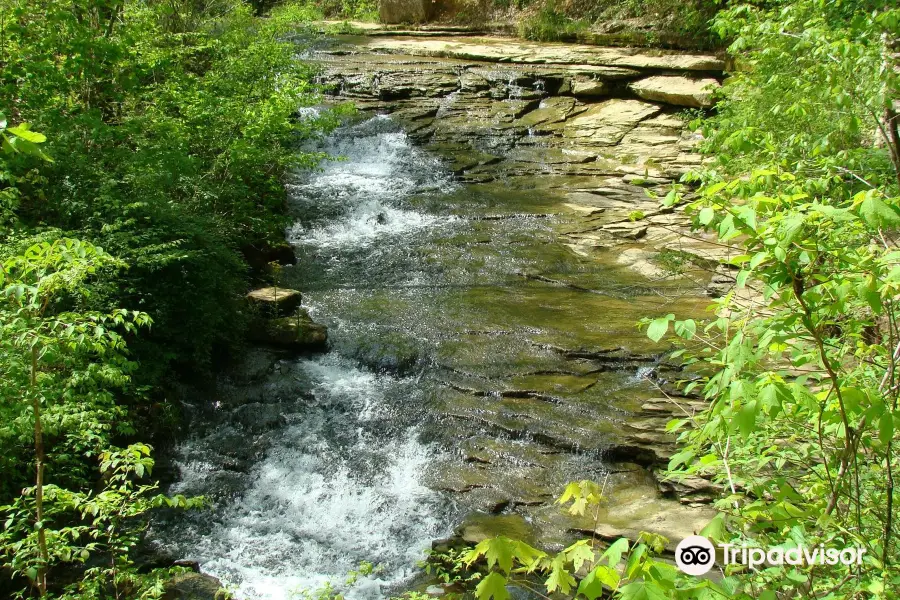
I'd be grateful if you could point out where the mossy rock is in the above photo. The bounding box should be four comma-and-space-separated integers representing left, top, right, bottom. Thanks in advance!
247, 309, 328, 352
163, 573, 231, 600
457, 513, 535, 545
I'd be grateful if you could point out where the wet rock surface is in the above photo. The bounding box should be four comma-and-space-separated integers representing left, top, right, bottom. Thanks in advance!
247, 308, 329, 352
305, 32, 727, 552
163, 572, 229, 600
153, 31, 729, 599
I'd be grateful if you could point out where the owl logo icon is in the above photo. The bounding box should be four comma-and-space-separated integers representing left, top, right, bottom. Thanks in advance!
676, 535, 716, 575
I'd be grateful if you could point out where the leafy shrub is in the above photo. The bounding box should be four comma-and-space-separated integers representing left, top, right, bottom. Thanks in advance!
0, 3, 343, 594
0, 0, 343, 384
518, 2, 587, 41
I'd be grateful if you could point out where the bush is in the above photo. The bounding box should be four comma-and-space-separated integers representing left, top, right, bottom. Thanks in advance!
0, 1, 347, 594
518, 2, 586, 41
0, 0, 343, 385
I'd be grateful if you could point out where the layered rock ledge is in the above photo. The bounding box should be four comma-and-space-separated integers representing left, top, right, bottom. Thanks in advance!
308, 32, 730, 553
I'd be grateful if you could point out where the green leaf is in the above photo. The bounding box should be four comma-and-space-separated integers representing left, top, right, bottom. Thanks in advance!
880, 412, 894, 446
618, 579, 669, 600
546, 556, 576, 594
674, 319, 696, 340
699, 513, 726, 541
858, 194, 900, 229
857, 281, 883, 314
698, 207, 715, 225
647, 315, 673, 343
736, 401, 758, 438
475, 572, 510, 600
473, 537, 516, 574
7, 124, 47, 144
601, 538, 629, 567
578, 565, 619, 599
625, 543, 646, 579
565, 541, 595, 571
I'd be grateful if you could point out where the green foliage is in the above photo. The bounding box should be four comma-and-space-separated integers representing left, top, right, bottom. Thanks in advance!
0, 0, 343, 381
0, 220, 201, 599
0, 1, 340, 596
642, 0, 900, 597
653, 248, 708, 276
443, 483, 729, 600
294, 562, 386, 600
0, 234, 148, 488
293, 0, 378, 21
518, 2, 586, 42
1, 444, 201, 599
507, 0, 720, 48
420, 547, 481, 586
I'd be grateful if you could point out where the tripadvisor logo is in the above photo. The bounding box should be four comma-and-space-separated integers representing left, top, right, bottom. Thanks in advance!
676, 536, 716, 575
675, 535, 867, 576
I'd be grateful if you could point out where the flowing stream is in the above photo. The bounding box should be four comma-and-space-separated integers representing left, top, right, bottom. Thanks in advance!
152, 116, 464, 600
152, 36, 719, 600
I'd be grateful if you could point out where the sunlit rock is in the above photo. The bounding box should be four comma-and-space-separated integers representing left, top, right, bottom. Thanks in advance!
246, 286, 302, 317
628, 75, 721, 108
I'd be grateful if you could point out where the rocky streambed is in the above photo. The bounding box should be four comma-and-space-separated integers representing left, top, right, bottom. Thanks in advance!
150, 30, 734, 600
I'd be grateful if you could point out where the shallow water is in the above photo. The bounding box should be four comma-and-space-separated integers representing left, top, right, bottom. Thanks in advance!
151, 113, 683, 599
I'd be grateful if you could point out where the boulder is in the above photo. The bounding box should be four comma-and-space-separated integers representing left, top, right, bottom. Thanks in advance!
570, 78, 608, 97
603, 221, 648, 240
616, 247, 668, 279
163, 573, 230, 600
347, 36, 725, 72
246, 287, 302, 317
248, 309, 328, 352
657, 475, 723, 505
572, 501, 717, 553
628, 76, 720, 108
457, 513, 535, 545
516, 97, 577, 128
379, 0, 430, 23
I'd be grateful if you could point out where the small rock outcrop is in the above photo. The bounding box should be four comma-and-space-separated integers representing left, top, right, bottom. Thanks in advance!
248, 308, 328, 352
247, 286, 303, 317
570, 78, 608, 97
628, 76, 720, 108
163, 572, 230, 600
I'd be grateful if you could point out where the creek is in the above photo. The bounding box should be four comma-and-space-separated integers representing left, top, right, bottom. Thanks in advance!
150, 31, 726, 600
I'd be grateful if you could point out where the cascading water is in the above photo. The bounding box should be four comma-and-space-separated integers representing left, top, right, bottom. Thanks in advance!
286, 114, 456, 251
152, 101, 685, 600
150, 115, 461, 600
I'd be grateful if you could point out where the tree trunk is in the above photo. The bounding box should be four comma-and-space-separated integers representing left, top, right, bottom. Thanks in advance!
31, 345, 48, 597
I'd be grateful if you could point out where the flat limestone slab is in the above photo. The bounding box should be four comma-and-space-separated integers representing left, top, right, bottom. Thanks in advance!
340, 35, 725, 72
246, 287, 303, 316
562, 99, 662, 145
629, 75, 721, 108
